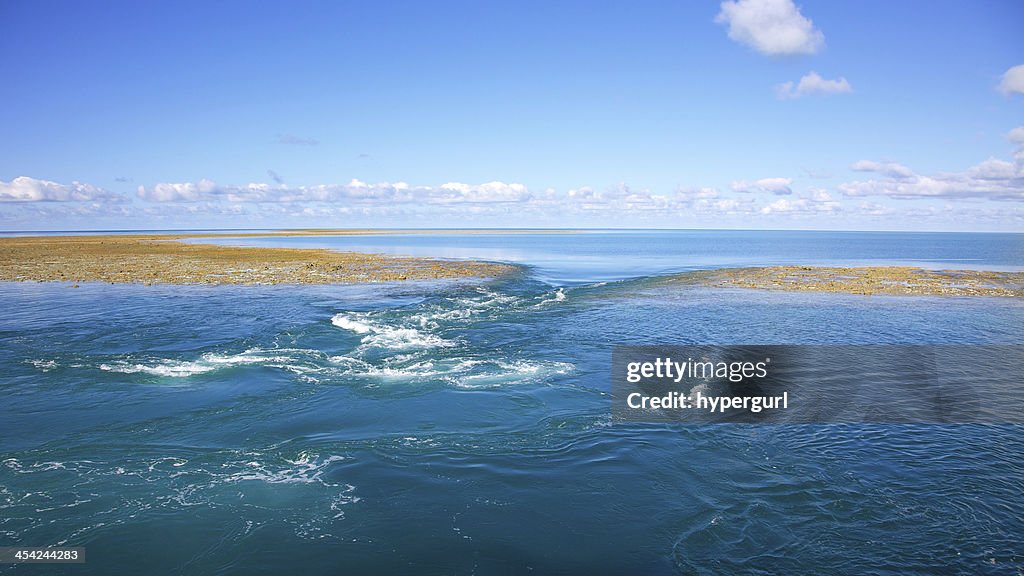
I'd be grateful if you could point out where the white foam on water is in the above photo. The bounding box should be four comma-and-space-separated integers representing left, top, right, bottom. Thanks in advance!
334, 286, 534, 344
330, 315, 372, 333
453, 359, 574, 389
220, 452, 347, 486
99, 360, 217, 378
406, 307, 477, 330
458, 288, 523, 310
147, 457, 188, 472
330, 487, 361, 519
363, 328, 451, 350
98, 348, 325, 378
331, 312, 454, 350
26, 359, 57, 371
328, 354, 573, 388
329, 356, 439, 380
535, 288, 567, 306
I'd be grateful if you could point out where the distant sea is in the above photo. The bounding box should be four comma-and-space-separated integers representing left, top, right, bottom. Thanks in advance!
2, 230, 1023, 574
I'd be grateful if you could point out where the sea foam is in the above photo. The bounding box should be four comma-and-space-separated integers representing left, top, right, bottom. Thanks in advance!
98, 348, 324, 378
331, 312, 453, 350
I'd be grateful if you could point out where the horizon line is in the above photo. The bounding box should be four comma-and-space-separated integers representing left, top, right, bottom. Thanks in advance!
1, 226, 1021, 235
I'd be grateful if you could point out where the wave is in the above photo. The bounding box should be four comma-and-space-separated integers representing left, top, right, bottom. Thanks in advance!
90, 285, 576, 388
330, 315, 372, 334
331, 312, 454, 350
328, 355, 573, 388
91, 344, 573, 389
452, 359, 574, 389
98, 348, 325, 378
535, 287, 567, 306
26, 359, 58, 371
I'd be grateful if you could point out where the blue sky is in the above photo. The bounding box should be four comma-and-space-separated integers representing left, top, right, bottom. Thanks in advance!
1, 0, 1022, 231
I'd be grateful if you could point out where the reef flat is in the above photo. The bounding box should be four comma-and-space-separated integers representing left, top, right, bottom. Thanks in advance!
676, 266, 1024, 298
0, 233, 514, 285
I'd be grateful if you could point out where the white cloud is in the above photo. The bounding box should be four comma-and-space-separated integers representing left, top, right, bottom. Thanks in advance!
731, 177, 793, 195
7, 173, 1024, 230
715, 0, 824, 56
808, 188, 833, 202
137, 179, 218, 202
759, 191, 840, 215
1007, 126, 1024, 144
968, 159, 1018, 180
776, 71, 852, 99
712, 198, 742, 212
850, 160, 914, 179
0, 176, 122, 202
759, 198, 801, 214
137, 179, 536, 206
839, 158, 1023, 201
432, 181, 531, 204
998, 64, 1024, 96
564, 183, 672, 211
855, 201, 896, 217
567, 186, 600, 201
675, 187, 720, 203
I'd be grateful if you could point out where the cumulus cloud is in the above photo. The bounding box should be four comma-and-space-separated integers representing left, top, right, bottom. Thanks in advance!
9, 173, 1024, 230
715, 0, 824, 56
758, 198, 802, 214
431, 181, 532, 204
850, 160, 914, 179
0, 176, 123, 202
567, 186, 599, 201
855, 201, 896, 217
135, 179, 540, 206
845, 131, 1024, 202
731, 177, 793, 195
1007, 126, 1024, 145
968, 159, 1018, 180
759, 190, 840, 215
999, 64, 1024, 96
1009, 127, 1024, 166
137, 179, 218, 202
808, 188, 834, 202
839, 159, 1023, 201
838, 176, 1023, 201
675, 187, 720, 202
776, 71, 852, 99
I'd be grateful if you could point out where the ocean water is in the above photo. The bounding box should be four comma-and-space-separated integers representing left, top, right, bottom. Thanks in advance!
2, 230, 1023, 574
184, 229, 1024, 282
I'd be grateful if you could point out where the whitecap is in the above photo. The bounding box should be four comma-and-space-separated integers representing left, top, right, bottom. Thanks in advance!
331, 312, 453, 350
328, 354, 573, 388
26, 359, 57, 371
535, 288, 567, 306
99, 360, 216, 378
330, 315, 372, 334
98, 348, 325, 378
452, 359, 574, 389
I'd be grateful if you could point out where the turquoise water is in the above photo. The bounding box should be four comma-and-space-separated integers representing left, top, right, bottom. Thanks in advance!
2, 231, 1023, 574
